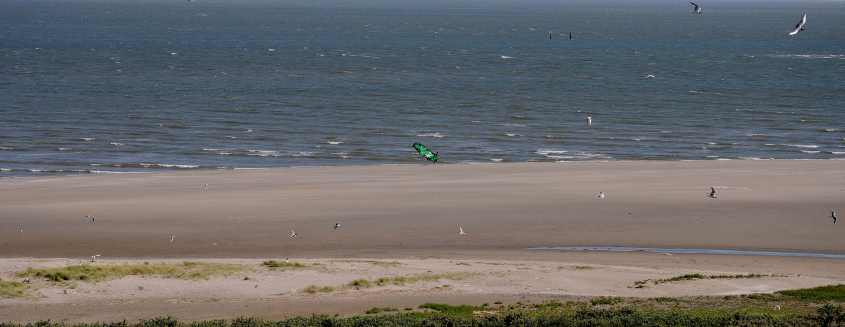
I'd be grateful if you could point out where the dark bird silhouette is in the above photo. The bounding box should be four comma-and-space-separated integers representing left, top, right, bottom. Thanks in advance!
709, 187, 717, 199
334, 223, 341, 230
832, 210, 838, 224
690, 2, 702, 14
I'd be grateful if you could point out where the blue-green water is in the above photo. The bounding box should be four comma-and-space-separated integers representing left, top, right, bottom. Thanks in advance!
1, 0, 844, 175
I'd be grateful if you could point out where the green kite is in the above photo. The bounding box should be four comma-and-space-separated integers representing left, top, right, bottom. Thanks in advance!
412, 142, 439, 163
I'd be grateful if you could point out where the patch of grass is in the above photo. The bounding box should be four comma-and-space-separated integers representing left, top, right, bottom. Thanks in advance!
419, 303, 480, 316
591, 297, 624, 306
346, 272, 473, 289
365, 307, 398, 314
302, 285, 335, 294
633, 273, 774, 288
261, 260, 307, 269
779, 285, 845, 302
17, 262, 243, 283
0, 279, 28, 298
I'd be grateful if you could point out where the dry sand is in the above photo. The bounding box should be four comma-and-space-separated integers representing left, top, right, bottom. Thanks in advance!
1, 160, 844, 321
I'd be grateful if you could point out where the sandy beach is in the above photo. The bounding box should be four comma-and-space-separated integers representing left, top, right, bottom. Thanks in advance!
2, 160, 844, 321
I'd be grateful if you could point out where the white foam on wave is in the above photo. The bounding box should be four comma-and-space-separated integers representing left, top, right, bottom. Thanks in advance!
490, 158, 504, 162
58, 147, 72, 151
504, 133, 520, 137
801, 150, 821, 154
416, 132, 446, 138
768, 54, 845, 60
500, 55, 514, 59
109, 142, 124, 146
327, 141, 344, 145
291, 151, 315, 157
247, 150, 281, 157
830, 152, 845, 155
80, 138, 95, 142
786, 144, 819, 149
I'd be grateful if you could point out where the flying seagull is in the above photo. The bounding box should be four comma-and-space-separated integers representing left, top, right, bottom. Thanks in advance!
458, 225, 467, 236
596, 192, 606, 199
709, 187, 718, 199
832, 210, 838, 224
789, 12, 807, 36
334, 222, 341, 230
289, 229, 298, 239
690, 2, 702, 14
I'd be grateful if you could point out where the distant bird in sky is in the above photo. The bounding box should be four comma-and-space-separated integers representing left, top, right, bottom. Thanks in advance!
709, 187, 718, 199
289, 229, 298, 239
832, 210, 838, 224
690, 2, 702, 14
788, 12, 807, 36
597, 192, 606, 199
334, 223, 341, 230
458, 225, 467, 236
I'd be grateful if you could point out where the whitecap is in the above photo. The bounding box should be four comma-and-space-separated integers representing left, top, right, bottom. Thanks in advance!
500, 55, 513, 59
801, 150, 821, 154
81, 138, 95, 142
830, 152, 845, 155
109, 142, 124, 146
416, 132, 446, 138
247, 150, 280, 157
504, 133, 520, 137
785, 144, 819, 149
327, 140, 344, 145
58, 147, 71, 151
490, 158, 504, 162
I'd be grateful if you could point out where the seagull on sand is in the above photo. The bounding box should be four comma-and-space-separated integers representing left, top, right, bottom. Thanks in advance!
170, 234, 175, 243
458, 225, 467, 236
90, 254, 101, 262
709, 187, 718, 199
596, 192, 606, 199
832, 210, 838, 224
788, 12, 807, 36
86, 215, 95, 224
334, 223, 341, 230
201, 183, 209, 191
690, 1, 702, 14
289, 229, 298, 239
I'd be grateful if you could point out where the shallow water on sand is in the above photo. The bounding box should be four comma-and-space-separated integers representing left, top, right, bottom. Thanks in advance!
1, 1, 844, 175
529, 246, 845, 260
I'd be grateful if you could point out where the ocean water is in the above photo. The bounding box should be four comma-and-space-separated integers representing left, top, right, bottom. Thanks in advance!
1, 0, 844, 175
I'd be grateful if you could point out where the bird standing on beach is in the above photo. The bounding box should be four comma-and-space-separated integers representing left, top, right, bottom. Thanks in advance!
832, 210, 838, 224
334, 223, 341, 230
596, 192, 606, 199
202, 183, 209, 191
709, 187, 718, 199
90, 254, 101, 262
458, 225, 467, 236
170, 234, 175, 243
289, 230, 298, 239
86, 215, 95, 224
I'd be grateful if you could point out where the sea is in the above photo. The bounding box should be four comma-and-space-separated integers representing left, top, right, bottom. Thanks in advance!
1, 0, 844, 176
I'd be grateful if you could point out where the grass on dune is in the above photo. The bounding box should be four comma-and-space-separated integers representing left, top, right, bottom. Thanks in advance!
633, 273, 774, 288
0, 279, 28, 298
778, 284, 845, 302
261, 260, 307, 269
17, 262, 244, 283
302, 272, 474, 294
